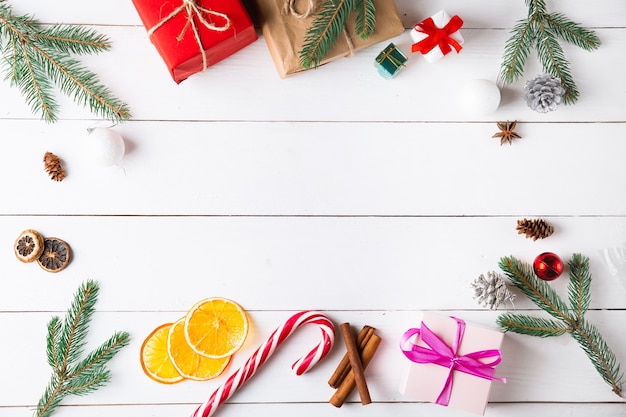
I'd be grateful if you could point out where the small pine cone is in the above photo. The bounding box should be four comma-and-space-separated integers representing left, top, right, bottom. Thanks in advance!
43, 151, 65, 182
471, 271, 515, 310
516, 218, 554, 241
524, 73, 566, 113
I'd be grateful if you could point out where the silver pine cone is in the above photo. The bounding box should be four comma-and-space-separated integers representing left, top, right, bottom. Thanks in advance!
471, 271, 515, 310
523, 73, 566, 113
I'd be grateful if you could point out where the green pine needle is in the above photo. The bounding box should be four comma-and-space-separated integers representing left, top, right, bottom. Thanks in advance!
567, 253, 591, 320
497, 254, 623, 398
545, 13, 601, 51
498, 18, 534, 85
0, 1, 131, 122
36, 280, 130, 417
496, 313, 569, 337
353, 0, 376, 40
300, 0, 354, 69
534, 19, 579, 104
499, 255, 572, 322
498, 0, 600, 105
570, 318, 624, 396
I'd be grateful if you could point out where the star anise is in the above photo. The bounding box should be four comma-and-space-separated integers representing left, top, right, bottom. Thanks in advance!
492, 120, 521, 145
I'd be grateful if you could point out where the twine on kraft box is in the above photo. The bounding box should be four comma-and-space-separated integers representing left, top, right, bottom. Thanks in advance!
147, 0, 231, 71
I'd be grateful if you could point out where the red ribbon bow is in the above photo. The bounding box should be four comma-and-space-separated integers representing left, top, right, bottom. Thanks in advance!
411, 15, 463, 56
400, 317, 505, 407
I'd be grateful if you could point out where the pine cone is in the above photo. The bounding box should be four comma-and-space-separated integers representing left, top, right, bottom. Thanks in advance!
524, 73, 566, 113
43, 151, 65, 181
471, 271, 515, 310
516, 218, 554, 241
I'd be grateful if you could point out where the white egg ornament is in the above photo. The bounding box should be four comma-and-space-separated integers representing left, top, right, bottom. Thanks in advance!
459, 79, 501, 115
86, 127, 126, 166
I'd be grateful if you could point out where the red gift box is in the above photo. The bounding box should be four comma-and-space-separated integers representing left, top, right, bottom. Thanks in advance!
132, 0, 258, 83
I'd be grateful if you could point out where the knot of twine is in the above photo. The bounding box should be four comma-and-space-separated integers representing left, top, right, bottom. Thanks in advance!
147, 0, 231, 71
282, 0, 317, 18
282, 0, 355, 57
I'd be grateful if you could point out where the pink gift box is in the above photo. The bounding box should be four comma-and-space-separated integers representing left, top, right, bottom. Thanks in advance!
410, 10, 464, 63
399, 313, 505, 415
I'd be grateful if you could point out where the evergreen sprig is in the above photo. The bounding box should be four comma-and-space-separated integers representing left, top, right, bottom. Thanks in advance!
497, 254, 623, 397
498, 0, 600, 104
300, 0, 376, 69
0, 0, 131, 122
35, 280, 130, 417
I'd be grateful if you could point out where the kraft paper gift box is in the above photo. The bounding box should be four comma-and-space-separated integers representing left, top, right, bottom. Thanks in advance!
399, 313, 505, 415
132, 0, 258, 83
253, 0, 405, 78
410, 10, 464, 63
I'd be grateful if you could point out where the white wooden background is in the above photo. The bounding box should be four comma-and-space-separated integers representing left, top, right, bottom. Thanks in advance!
1, 1, 625, 416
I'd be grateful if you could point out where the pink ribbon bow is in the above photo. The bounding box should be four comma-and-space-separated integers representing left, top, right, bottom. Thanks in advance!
411, 15, 463, 55
400, 317, 505, 407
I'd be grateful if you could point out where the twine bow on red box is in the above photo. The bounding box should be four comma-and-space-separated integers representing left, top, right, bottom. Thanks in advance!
147, 0, 231, 71
400, 317, 505, 407
411, 15, 463, 56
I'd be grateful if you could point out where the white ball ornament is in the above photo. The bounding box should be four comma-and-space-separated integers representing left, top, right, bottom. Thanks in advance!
459, 79, 501, 115
86, 127, 125, 166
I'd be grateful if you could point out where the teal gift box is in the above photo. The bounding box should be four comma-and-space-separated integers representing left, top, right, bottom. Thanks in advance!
375, 43, 407, 79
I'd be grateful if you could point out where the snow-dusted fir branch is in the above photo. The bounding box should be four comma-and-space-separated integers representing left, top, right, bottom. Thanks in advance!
497, 254, 623, 397
0, 0, 131, 122
35, 280, 130, 417
498, 0, 600, 104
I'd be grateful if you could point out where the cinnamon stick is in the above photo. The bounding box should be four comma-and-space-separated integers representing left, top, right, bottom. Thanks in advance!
338, 323, 371, 405
329, 333, 381, 407
328, 325, 375, 388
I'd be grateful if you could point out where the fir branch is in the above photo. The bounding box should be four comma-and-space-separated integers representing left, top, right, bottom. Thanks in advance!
496, 313, 569, 337
300, 0, 354, 69
498, 18, 534, 85
499, 256, 572, 323
45, 317, 62, 371
29, 24, 111, 55
498, 0, 600, 105
35, 280, 131, 417
570, 318, 624, 396
567, 253, 591, 320
497, 254, 624, 397
545, 13, 601, 51
0, 1, 131, 122
353, 0, 375, 40
534, 19, 578, 103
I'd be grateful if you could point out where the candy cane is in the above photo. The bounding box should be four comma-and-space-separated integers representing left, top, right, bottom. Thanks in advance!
191, 310, 335, 417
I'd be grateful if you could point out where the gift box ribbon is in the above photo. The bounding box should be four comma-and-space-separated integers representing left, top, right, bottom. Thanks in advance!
411, 15, 463, 55
376, 45, 406, 70
400, 317, 505, 407
147, 0, 231, 70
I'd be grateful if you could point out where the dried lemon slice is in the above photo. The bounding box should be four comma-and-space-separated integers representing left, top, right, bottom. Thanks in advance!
37, 237, 71, 272
168, 318, 231, 381
184, 298, 248, 359
140, 323, 185, 384
14, 229, 45, 263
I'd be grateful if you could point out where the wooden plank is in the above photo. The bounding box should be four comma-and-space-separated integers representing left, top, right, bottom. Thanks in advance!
1, 216, 625, 312
0, 27, 624, 122
1, 310, 624, 406
3, 403, 625, 417
15, 0, 626, 27
1, 121, 625, 216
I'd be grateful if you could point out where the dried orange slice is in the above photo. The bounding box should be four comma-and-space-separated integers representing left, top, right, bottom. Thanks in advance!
140, 323, 184, 384
184, 298, 248, 359
168, 318, 231, 381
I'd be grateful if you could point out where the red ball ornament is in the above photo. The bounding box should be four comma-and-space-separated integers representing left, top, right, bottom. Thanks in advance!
533, 252, 564, 281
